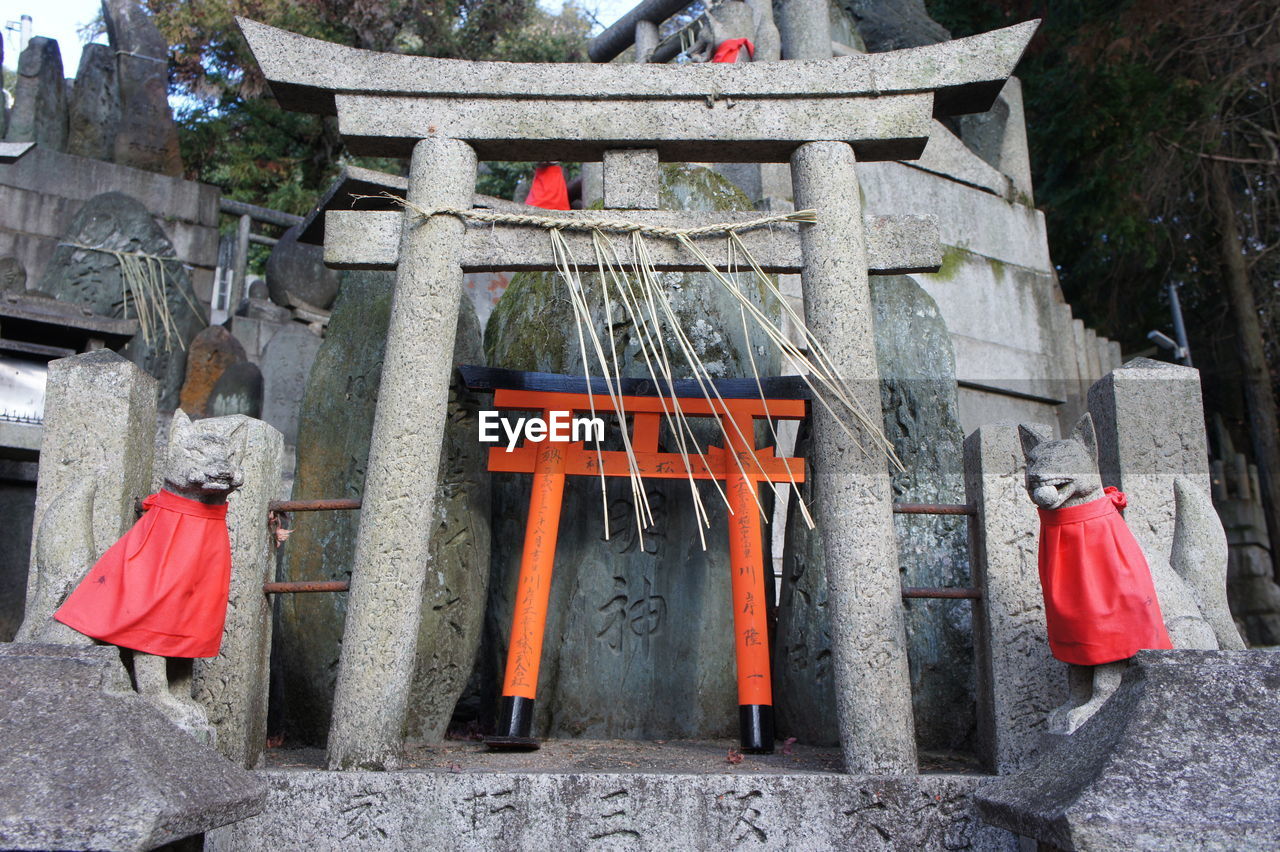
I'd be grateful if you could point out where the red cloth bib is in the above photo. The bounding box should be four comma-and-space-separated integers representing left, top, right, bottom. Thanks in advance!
713, 38, 755, 63
1037, 488, 1173, 665
525, 164, 570, 210
54, 489, 233, 659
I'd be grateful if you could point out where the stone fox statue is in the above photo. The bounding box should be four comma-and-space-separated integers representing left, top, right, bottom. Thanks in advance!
1018, 413, 1242, 734
26, 411, 244, 741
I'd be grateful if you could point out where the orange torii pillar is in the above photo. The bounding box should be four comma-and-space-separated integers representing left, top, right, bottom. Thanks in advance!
465, 367, 806, 753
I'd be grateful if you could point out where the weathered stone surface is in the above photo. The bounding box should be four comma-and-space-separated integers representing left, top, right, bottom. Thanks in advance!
326, 138, 477, 770
482, 164, 778, 741
208, 361, 265, 419
37, 191, 207, 410
603, 148, 660, 210
0, 256, 26, 291
259, 322, 323, 446
208, 761, 1017, 851
266, 224, 342, 310
837, 0, 949, 52
104, 0, 183, 176
776, 275, 975, 753
277, 268, 489, 746
976, 650, 1280, 849
16, 350, 156, 643
777, 0, 834, 59
791, 142, 915, 773
191, 416, 284, 769
5, 37, 68, 152
179, 324, 249, 418
239, 17, 1036, 160
964, 424, 1066, 774
959, 77, 1034, 205
67, 43, 120, 162
0, 643, 266, 851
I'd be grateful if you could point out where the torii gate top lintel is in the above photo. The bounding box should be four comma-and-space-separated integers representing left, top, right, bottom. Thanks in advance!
237, 17, 1038, 162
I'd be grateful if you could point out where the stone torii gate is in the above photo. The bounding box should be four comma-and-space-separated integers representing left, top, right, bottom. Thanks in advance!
239, 17, 1036, 773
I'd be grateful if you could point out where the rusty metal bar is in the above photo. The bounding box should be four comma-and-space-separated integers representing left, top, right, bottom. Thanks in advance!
892, 502, 975, 516
902, 586, 981, 599
269, 498, 362, 512
263, 580, 351, 594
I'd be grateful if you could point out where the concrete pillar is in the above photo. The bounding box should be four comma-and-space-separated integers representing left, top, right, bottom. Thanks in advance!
964, 424, 1066, 774
790, 141, 915, 774
602, 148, 660, 210
776, 0, 833, 60
16, 350, 156, 642
1087, 358, 1211, 563
192, 415, 284, 769
326, 137, 477, 770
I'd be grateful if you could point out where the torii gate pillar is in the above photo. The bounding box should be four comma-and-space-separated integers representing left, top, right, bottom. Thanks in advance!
326, 137, 476, 770
792, 141, 915, 772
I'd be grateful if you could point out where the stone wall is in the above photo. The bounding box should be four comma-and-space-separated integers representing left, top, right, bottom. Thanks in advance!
0, 147, 220, 304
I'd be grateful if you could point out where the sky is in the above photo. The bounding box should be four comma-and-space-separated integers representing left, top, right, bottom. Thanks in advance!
0, 0, 635, 77
0, 0, 105, 74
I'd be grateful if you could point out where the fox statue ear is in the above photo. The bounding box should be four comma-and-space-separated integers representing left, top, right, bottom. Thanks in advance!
1071, 412, 1099, 463
171, 409, 193, 437
1018, 424, 1043, 458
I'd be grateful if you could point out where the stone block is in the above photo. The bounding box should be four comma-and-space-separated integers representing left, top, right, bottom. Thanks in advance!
16, 350, 156, 642
910, 120, 1012, 200
193, 415, 284, 769
860, 161, 1051, 272
266, 224, 341, 310
976, 650, 1280, 849
1087, 358, 1210, 563
67, 43, 120, 162
0, 643, 265, 851
260, 322, 323, 446
208, 361, 265, 419
5, 37, 68, 152
104, 0, 183, 176
179, 325, 249, 418
208, 759, 1016, 851
964, 424, 1066, 774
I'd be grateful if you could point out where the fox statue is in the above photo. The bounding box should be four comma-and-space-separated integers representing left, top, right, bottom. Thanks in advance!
17, 410, 244, 742
1018, 412, 1242, 734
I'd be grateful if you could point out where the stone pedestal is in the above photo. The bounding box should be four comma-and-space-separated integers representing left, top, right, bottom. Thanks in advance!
976, 650, 1280, 849
0, 643, 265, 850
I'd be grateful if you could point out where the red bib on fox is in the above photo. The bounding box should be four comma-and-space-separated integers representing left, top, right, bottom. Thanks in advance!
54, 490, 233, 658
1037, 488, 1173, 665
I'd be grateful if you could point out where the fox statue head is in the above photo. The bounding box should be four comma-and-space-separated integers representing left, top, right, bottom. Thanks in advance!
1018, 413, 1105, 511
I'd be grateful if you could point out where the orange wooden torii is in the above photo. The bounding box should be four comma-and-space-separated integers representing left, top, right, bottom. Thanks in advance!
462, 366, 808, 753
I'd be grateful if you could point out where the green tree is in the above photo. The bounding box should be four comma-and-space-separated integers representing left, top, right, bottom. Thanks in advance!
147, 0, 592, 213
931, 0, 1280, 574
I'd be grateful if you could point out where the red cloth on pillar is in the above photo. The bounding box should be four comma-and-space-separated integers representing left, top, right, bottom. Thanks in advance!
54, 489, 233, 659
525, 164, 570, 210
1036, 487, 1173, 665
713, 38, 755, 63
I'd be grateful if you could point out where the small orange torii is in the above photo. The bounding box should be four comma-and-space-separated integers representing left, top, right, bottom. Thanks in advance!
461, 366, 808, 754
